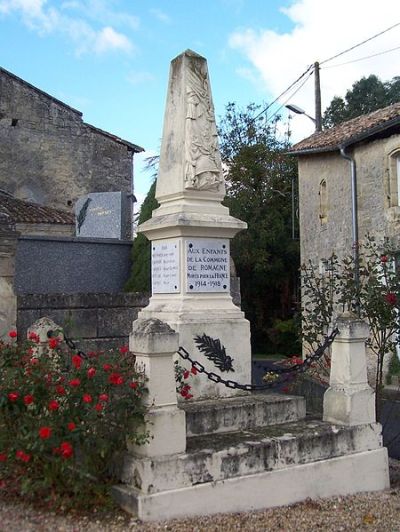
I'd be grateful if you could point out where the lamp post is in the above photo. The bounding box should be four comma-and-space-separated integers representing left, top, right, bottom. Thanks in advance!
285, 104, 317, 126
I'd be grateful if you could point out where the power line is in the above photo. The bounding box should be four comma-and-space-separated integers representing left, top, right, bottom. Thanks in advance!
320, 22, 400, 65
322, 44, 400, 69
268, 69, 314, 123
250, 64, 314, 123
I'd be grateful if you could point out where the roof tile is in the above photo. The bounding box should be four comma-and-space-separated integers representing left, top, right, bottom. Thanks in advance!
0, 192, 75, 225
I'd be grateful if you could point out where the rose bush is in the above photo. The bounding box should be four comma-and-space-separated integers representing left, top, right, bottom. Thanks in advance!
0, 334, 147, 509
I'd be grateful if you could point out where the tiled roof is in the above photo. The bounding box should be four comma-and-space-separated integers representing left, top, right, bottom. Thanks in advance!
290, 103, 400, 155
0, 191, 75, 224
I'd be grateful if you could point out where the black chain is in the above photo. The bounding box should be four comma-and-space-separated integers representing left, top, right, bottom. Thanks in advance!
60, 333, 88, 360
177, 328, 339, 391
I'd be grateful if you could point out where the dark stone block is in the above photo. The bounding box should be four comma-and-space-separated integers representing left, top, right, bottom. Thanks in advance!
15, 236, 132, 294
98, 307, 139, 337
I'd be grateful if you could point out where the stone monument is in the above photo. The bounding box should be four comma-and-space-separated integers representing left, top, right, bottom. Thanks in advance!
136, 50, 250, 399
75, 191, 132, 240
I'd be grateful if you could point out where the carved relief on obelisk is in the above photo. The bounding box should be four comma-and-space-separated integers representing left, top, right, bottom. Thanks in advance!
184, 60, 223, 191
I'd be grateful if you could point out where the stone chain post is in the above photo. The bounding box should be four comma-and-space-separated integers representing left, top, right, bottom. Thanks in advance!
128, 318, 186, 457
323, 312, 375, 425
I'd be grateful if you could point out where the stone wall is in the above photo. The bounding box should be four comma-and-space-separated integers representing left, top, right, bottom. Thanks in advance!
15, 235, 133, 295
298, 133, 400, 266
0, 214, 19, 337
17, 293, 149, 352
0, 67, 140, 212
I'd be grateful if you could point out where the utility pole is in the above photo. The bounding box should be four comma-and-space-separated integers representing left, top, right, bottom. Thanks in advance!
314, 61, 322, 131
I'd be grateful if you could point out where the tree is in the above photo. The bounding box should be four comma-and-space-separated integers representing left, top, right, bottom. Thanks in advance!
219, 102, 300, 353
125, 179, 158, 292
323, 75, 400, 128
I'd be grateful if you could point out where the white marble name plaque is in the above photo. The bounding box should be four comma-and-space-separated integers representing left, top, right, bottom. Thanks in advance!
152, 240, 180, 294
186, 239, 230, 293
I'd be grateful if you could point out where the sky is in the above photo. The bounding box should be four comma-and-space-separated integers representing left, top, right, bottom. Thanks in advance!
1, 0, 400, 208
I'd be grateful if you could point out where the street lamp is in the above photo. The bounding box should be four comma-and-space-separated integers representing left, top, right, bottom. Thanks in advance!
285, 104, 316, 125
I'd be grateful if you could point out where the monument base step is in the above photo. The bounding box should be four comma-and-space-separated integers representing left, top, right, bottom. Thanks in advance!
112, 447, 389, 521
117, 419, 384, 497
180, 392, 306, 436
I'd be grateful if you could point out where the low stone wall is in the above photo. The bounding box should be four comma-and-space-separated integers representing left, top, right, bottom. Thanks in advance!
17, 292, 149, 352
15, 235, 132, 294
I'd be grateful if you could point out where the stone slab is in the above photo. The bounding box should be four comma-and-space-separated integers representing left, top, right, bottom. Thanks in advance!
113, 447, 389, 521
119, 420, 383, 495
75, 191, 132, 240
180, 393, 306, 436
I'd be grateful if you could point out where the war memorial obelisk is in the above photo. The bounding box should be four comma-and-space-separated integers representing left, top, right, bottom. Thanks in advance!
136, 50, 251, 399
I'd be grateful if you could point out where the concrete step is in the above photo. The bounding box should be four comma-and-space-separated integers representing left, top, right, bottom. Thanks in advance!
117, 418, 383, 496
179, 392, 306, 436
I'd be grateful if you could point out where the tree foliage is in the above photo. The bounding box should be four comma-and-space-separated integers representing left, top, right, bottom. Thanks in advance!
219, 102, 300, 352
125, 180, 158, 292
323, 74, 400, 128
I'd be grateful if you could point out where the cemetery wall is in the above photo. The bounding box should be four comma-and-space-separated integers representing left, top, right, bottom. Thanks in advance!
17, 293, 149, 352
0, 67, 142, 212
15, 235, 132, 294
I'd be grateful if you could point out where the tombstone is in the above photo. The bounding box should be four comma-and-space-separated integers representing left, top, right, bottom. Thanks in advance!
75, 191, 132, 240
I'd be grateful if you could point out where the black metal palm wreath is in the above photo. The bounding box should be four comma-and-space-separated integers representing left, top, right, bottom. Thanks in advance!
194, 334, 235, 372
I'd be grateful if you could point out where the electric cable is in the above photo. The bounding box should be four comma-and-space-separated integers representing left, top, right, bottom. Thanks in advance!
321, 44, 400, 69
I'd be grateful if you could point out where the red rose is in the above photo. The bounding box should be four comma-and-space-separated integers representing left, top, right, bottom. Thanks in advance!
109, 373, 124, 385
60, 441, 73, 459
56, 385, 66, 395
99, 393, 109, 402
8, 330, 17, 339
16, 450, 31, 462
94, 403, 103, 412
129, 382, 138, 390
28, 332, 40, 343
8, 392, 18, 402
87, 367, 96, 378
381, 255, 388, 263
82, 394, 92, 403
385, 292, 397, 306
48, 400, 60, 411
30, 358, 39, 365
183, 370, 190, 379
69, 378, 81, 387
191, 366, 198, 375
48, 338, 59, 349
180, 385, 191, 398
23, 394, 34, 405
67, 422, 76, 431
71, 354, 82, 369
119, 345, 129, 354
103, 364, 112, 372
39, 426, 52, 439
0, 453, 7, 462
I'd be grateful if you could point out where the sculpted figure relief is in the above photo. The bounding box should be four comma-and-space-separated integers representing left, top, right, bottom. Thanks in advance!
185, 62, 223, 191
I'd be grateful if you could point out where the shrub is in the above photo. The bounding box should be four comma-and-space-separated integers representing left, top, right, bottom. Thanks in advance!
0, 333, 147, 509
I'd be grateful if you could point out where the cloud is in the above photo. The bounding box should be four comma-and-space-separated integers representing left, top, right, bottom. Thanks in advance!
126, 71, 155, 86
229, 0, 400, 140
0, 0, 135, 55
93, 26, 133, 54
149, 8, 171, 24
61, 0, 139, 31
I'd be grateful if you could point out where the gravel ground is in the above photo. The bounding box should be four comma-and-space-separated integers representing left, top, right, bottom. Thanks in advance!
1, 459, 400, 532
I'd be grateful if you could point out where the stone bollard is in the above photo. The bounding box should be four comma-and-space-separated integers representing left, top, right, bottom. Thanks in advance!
128, 318, 186, 457
27, 317, 64, 368
323, 312, 375, 425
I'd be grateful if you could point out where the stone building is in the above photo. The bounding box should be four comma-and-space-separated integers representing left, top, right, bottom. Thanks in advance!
0, 66, 143, 212
290, 103, 400, 266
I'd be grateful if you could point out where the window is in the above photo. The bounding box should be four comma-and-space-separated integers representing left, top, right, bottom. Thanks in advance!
388, 150, 400, 207
319, 179, 327, 223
